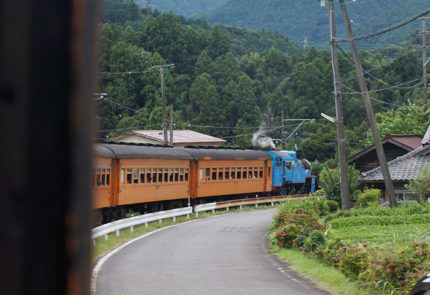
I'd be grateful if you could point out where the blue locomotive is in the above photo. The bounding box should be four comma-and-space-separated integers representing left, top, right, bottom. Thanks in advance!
265, 150, 316, 195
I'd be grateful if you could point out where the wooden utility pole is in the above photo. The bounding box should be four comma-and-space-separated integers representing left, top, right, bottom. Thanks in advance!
339, 0, 396, 207
328, 0, 350, 210
422, 17, 428, 110
281, 109, 285, 150
151, 62, 175, 145
170, 104, 174, 146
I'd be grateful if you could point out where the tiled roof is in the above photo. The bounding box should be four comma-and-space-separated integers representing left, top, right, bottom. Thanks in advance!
361, 145, 430, 182
422, 125, 430, 145
123, 130, 226, 144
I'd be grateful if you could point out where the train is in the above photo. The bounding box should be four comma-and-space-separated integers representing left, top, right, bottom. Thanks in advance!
93, 142, 316, 222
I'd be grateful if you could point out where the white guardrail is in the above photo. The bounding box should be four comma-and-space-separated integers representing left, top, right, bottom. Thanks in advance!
92, 195, 307, 243
92, 207, 193, 242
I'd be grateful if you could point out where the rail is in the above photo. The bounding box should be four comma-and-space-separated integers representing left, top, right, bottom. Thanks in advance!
92, 207, 193, 242
93, 195, 309, 242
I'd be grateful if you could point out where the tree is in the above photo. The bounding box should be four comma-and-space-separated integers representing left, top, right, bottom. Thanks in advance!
407, 164, 430, 202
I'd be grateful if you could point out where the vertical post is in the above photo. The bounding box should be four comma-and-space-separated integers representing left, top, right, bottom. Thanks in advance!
160, 62, 168, 145
339, 0, 396, 207
170, 103, 174, 146
328, 0, 350, 210
281, 109, 285, 150
423, 17, 428, 110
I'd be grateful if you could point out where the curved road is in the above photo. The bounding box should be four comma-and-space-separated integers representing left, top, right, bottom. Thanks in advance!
95, 209, 331, 295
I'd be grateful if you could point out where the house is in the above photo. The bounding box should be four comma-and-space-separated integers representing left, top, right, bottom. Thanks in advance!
347, 134, 422, 173
109, 130, 226, 148
360, 128, 430, 202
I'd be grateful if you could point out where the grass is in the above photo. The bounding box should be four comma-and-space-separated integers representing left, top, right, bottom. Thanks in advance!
330, 223, 430, 248
271, 246, 380, 295
93, 204, 276, 260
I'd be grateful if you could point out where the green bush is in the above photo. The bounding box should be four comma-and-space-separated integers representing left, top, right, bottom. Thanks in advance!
326, 200, 339, 212
328, 214, 430, 229
319, 165, 360, 205
356, 189, 381, 208
303, 230, 326, 252
274, 224, 299, 248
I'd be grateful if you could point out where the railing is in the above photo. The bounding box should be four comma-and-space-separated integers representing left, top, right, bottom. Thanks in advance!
92, 207, 193, 242
92, 194, 308, 242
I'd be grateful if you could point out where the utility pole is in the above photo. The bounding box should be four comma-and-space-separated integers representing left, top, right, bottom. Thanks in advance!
281, 109, 285, 150
170, 104, 174, 146
339, 0, 396, 207
422, 17, 428, 110
328, 0, 350, 210
151, 62, 175, 145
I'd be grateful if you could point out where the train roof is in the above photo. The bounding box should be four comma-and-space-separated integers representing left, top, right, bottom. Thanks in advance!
95, 142, 193, 160
95, 142, 272, 161
182, 147, 272, 160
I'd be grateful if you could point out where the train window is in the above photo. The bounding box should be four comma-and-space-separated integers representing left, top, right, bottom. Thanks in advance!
101, 168, 106, 186
169, 168, 174, 182
231, 167, 235, 179
140, 169, 145, 183
268, 167, 271, 177
254, 167, 258, 178
199, 168, 203, 180
212, 168, 217, 181
276, 158, 282, 167
243, 167, 247, 179
133, 168, 139, 184
153, 168, 157, 183
218, 168, 223, 180
158, 168, 163, 182
96, 168, 101, 186
249, 167, 253, 179
225, 168, 229, 180
91, 169, 95, 186
175, 168, 179, 181
185, 168, 189, 181
164, 168, 168, 182
146, 168, 152, 183
259, 167, 263, 178
180, 168, 184, 181
237, 168, 241, 179
106, 169, 110, 185
121, 169, 125, 184
286, 161, 292, 171
205, 168, 210, 181
126, 168, 132, 184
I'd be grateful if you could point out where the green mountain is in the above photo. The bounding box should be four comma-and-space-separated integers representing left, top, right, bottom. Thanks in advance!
134, 0, 228, 17
198, 0, 429, 48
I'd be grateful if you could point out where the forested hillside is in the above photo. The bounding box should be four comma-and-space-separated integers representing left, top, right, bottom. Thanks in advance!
133, 0, 228, 17
199, 0, 429, 49
98, 2, 428, 162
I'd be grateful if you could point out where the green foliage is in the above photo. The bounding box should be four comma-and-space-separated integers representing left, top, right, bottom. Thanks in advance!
328, 214, 430, 229
407, 164, 430, 202
356, 189, 381, 208
319, 165, 360, 205
303, 230, 326, 252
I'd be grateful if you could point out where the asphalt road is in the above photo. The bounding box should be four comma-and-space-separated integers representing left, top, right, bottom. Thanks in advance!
95, 209, 331, 295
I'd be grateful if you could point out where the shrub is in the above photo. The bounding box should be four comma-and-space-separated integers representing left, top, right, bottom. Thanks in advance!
274, 224, 299, 248
319, 165, 360, 205
326, 200, 339, 212
338, 245, 369, 280
303, 230, 326, 252
356, 188, 381, 208
328, 214, 430, 228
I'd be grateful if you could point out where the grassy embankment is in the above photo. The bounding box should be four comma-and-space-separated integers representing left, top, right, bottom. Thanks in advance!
269, 198, 430, 295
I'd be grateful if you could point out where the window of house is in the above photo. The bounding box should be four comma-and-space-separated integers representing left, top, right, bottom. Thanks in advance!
175, 168, 179, 181
126, 168, 132, 184
140, 168, 145, 183
133, 168, 139, 184
225, 168, 230, 180
395, 191, 420, 202
185, 168, 189, 181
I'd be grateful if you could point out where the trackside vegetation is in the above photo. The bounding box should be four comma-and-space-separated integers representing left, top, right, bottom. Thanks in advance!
269, 198, 430, 294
